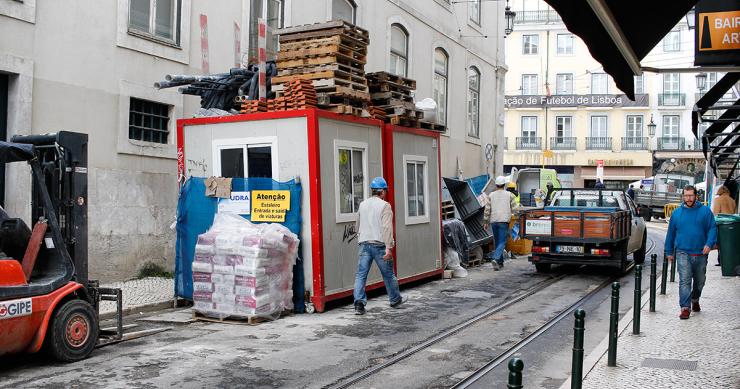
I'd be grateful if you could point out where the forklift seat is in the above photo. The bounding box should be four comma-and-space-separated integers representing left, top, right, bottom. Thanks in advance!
0, 207, 31, 261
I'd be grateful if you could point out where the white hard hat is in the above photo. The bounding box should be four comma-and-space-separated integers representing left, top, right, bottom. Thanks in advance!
495, 176, 506, 186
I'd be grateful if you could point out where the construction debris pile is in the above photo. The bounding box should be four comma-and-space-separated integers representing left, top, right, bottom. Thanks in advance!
191, 214, 297, 321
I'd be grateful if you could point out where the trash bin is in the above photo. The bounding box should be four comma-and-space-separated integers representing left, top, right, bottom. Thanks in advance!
716, 214, 740, 277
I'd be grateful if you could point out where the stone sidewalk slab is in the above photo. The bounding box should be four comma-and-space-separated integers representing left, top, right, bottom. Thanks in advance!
99, 277, 174, 316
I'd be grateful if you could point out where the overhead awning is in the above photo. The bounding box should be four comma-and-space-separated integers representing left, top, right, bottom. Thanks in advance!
544, 0, 698, 100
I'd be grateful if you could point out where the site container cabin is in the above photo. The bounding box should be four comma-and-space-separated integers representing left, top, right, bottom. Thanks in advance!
177, 109, 442, 312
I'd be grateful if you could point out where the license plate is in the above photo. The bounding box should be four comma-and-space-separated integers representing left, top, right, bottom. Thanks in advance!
557, 245, 584, 254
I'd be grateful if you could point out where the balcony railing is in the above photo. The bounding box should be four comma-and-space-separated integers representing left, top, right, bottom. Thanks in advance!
658, 93, 686, 106
586, 137, 612, 150
550, 137, 577, 150
516, 136, 542, 150
621, 137, 648, 150
513, 10, 562, 24
657, 137, 686, 151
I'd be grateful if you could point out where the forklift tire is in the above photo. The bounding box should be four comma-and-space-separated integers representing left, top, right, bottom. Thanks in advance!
535, 263, 551, 273
634, 233, 647, 264
47, 299, 98, 362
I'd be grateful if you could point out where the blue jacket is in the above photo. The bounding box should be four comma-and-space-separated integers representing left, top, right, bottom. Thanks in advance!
664, 202, 717, 256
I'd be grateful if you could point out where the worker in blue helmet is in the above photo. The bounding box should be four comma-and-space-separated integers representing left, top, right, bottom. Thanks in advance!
353, 176, 406, 315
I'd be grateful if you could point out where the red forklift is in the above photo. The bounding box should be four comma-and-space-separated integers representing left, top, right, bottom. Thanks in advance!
0, 132, 126, 362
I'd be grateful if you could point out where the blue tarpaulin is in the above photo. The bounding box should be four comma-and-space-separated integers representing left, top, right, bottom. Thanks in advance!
465, 174, 490, 197
174, 177, 305, 312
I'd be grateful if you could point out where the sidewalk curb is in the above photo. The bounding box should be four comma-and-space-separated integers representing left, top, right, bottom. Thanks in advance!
558, 280, 657, 389
99, 299, 180, 321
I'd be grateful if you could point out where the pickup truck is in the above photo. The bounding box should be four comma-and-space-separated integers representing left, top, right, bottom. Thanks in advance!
521, 189, 647, 273
634, 191, 682, 220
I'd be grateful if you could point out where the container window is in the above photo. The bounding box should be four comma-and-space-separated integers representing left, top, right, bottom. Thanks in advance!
404, 155, 429, 224
337, 145, 366, 217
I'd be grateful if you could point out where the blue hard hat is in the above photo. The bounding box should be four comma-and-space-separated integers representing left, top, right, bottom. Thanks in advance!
370, 177, 388, 189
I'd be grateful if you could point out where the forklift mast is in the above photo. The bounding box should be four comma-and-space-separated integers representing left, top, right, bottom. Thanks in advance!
10, 132, 88, 287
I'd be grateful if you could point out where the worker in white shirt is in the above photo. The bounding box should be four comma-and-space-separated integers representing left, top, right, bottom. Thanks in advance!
353, 177, 406, 315
484, 176, 519, 270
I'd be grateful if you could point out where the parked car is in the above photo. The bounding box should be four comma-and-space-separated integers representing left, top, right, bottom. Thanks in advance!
521, 188, 647, 273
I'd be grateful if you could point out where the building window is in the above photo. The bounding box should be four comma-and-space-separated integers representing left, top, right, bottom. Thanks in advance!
663, 73, 680, 94
128, 98, 170, 144
555, 73, 573, 94
662, 115, 680, 138
335, 141, 367, 221
556, 33, 574, 55
128, 0, 181, 44
590, 116, 608, 138
663, 30, 680, 52
467, 67, 481, 138
332, 0, 356, 23
521, 74, 538, 95
555, 116, 572, 138
389, 24, 409, 77
522, 34, 539, 55
248, 0, 283, 64
433, 48, 449, 126
404, 155, 429, 224
634, 75, 644, 94
469, 0, 481, 25
521, 116, 537, 139
591, 73, 608, 94
626, 115, 643, 138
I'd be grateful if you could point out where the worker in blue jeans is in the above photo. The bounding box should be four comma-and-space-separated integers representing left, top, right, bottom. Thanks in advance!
664, 185, 717, 320
353, 177, 406, 315
484, 176, 518, 270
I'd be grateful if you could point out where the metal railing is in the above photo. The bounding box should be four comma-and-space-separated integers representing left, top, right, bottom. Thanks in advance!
513, 10, 562, 24
621, 137, 648, 150
516, 136, 542, 150
656, 137, 686, 150
586, 137, 612, 150
550, 137, 577, 150
658, 93, 686, 106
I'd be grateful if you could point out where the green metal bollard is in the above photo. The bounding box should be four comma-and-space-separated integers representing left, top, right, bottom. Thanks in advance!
649, 254, 657, 312
571, 309, 586, 389
607, 282, 620, 367
660, 254, 668, 295
670, 255, 676, 282
633, 264, 642, 335
508, 357, 524, 389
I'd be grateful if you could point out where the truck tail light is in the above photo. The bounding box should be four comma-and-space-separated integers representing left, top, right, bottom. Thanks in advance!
590, 248, 610, 256
532, 246, 550, 253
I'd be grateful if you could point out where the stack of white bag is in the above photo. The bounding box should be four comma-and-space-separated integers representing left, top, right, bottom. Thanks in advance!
192, 213, 298, 320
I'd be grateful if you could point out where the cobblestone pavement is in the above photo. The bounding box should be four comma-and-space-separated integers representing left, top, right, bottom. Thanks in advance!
582, 252, 740, 388
99, 277, 174, 315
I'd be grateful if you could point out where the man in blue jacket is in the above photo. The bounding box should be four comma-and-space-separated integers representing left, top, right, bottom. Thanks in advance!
664, 185, 717, 320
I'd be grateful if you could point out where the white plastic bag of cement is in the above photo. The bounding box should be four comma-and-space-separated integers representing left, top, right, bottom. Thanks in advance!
444, 248, 468, 278
415, 98, 437, 122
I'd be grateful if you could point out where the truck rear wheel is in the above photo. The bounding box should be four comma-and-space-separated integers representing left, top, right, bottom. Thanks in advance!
535, 263, 551, 273
47, 299, 98, 362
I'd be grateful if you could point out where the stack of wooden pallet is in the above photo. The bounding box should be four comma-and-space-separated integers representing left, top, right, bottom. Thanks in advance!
282, 79, 318, 109
366, 72, 424, 127
273, 20, 371, 116
441, 200, 455, 220
239, 98, 267, 114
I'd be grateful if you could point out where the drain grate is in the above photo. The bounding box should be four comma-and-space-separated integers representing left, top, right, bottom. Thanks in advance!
641, 358, 698, 371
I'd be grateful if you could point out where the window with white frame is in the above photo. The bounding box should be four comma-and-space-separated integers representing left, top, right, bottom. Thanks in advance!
521, 116, 537, 139
469, 0, 481, 24
591, 73, 608, 94
556, 73, 573, 94
404, 155, 429, 224
662, 115, 680, 138
626, 115, 643, 139
389, 24, 409, 77
335, 141, 367, 221
129, 98, 171, 144
556, 34, 574, 55
663, 73, 680, 94
590, 116, 608, 138
555, 116, 572, 138
332, 0, 356, 23
213, 137, 277, 179
468, 67, 481, 138
634, 75, 644, 94
663, 30, 680, 52
433, 48, 449, 126
128, 0, 181, 44
248, 0, 283, 63
522, 74, 538, 95
522, 34, 539, 55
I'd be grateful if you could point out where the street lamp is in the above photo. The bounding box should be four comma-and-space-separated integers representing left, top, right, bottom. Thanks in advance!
696, 72, 707, 92
504, 0, 515, 36
685, 7, 696, 30
647, 114, 656, 137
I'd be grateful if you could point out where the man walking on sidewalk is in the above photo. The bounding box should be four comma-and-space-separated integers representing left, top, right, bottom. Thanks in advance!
353, 177, 406, 315
664, 185, 717, 320
484, 176, 518, 270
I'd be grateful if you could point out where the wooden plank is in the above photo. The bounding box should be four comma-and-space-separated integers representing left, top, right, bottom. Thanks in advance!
276, 20, 369, 38
276, 63, 365, 78
277, 45, 366, 63
279, 35, 368, 53
279, 27, 369, 45
192, 311, 289, 326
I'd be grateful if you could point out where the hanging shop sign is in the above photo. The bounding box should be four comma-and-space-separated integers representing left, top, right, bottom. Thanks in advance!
504, 94, 649, 109
251, 190, 291, 222
695, 0, 740, 66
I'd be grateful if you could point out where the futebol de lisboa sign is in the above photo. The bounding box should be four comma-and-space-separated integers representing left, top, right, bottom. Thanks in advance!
504, 94, 649, 108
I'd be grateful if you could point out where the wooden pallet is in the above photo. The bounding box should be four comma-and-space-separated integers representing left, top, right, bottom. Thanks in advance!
192, 311, 289, 326
276, 63, 365, 79
272, 69, 367, 86
366, 71, 416, 89
279, 35, 368, 55
318, 92, 369, 107
441, 201, 455, 220
322, 104, 368, 116
371, 97, 415, 111
277, 45, 366, 64
277, 21, 370, 44
370, 91, 414, 102
465, 258, 482, 268
419, 121, 446, 132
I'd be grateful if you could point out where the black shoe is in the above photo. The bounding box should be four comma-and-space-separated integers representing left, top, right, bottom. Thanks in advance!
354, 302, 366, 315
715, 263, 721, 266
390, 296, 407, 308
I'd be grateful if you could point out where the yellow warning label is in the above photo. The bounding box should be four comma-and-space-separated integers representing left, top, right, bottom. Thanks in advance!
250, 190, 291, 222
